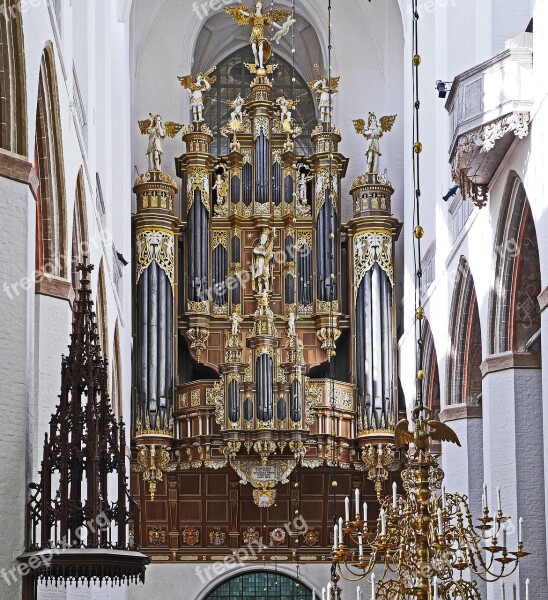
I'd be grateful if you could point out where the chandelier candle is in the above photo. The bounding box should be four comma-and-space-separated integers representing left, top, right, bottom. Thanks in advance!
345, 496, 351, 522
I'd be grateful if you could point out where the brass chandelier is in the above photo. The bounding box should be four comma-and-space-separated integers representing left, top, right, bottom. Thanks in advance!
330, 407, 530, 599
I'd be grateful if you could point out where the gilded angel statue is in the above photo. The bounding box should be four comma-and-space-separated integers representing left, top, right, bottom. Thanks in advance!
178, 67, 216, 123
138, 114, 182, 171
224, 2, 294, 69
353, 112, 397, 174
308, 65, 340, 123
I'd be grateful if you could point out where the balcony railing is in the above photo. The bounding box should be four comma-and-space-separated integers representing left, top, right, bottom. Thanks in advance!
445, 40, 533, 207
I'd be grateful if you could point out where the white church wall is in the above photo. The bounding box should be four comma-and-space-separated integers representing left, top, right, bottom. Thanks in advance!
0, 0, 133, 598
0, 179, 36, 600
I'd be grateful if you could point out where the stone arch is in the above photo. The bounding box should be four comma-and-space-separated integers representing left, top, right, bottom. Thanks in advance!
422, 318, 440, 416
192, 5, 324, 87
195, 565, 317, 600
112, 321, 123, 417
446, 257, 482, 407
96, 260, 108, 359
71, 168, 88, 290
490, 173, 541, 354
35, 43, 67, 278
0, 0, 27, 154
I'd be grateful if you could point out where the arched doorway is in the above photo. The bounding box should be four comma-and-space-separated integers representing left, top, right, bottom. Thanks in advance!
205, 571, 315, 599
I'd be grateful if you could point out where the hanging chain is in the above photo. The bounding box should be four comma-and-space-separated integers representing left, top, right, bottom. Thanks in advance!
412, 0, 425, 409
326, 0, 339, 593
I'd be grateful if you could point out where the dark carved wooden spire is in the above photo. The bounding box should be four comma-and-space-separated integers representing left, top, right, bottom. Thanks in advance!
19, 263, 148, 588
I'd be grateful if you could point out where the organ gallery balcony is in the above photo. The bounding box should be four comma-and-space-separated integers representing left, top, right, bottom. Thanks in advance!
446, 36, 533, 207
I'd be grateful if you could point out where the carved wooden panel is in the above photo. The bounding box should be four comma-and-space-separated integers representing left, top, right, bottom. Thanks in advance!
131, 466, 396, 560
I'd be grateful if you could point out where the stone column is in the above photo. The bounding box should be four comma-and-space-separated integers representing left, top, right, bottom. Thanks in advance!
0, 156, 37, 600
481, 352, 547, 600
538, 286, 548, 582
439, 404, 485, 597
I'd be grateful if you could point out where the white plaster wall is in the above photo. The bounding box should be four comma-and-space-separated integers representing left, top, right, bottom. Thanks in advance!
37, 584, 129, 600
128, 562, 378, 600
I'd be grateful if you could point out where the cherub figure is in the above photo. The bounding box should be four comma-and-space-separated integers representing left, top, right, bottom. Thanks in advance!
138, 114, 182, 172
309, 65, 340, 123
178, 67, 216, 123
353, 112, 397, 174
225, 2, 294, 69
213, 170, 229, 216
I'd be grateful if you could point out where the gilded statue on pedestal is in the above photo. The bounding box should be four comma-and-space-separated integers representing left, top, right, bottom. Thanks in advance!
138, 114, 182, 171
276, 96, 297, 132
224, 2, 294, 69
353, 112, 397, 173
309, 65, 340, 123
178, 67, 216, 123
213, 169, 229, 217
229, 94, 246, 123
296, 167, 313, 216
252, 228, 275, 294
231, 311, 243, 337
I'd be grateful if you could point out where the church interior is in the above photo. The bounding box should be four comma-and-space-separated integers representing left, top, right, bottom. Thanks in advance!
0, 0, 546, 599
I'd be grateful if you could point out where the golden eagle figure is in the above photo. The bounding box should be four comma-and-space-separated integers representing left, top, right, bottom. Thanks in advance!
395, 407, 461, 451
225, 4, 293, 68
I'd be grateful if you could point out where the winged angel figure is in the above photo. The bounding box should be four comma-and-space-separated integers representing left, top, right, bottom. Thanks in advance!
225, 2, 295, 69
138, 114, 182, 171
308, 65, 340, 123
178, 67, 216, 123
353, 112, 397, 174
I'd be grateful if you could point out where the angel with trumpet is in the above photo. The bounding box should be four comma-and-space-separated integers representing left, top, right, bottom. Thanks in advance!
308, 64, 340, 123
178, 67, 216, 123
225, 2, 295, 70
353, 112, 397, 174
138, 114, 182, 171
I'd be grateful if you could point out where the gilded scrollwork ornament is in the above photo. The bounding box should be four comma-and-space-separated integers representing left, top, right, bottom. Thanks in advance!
136, 444, 171, 501
354, 231, 394, 297
361, 443, 396, 500
186, 166, 210, 212
187, 327, 210, 361
135, 230, 175, 286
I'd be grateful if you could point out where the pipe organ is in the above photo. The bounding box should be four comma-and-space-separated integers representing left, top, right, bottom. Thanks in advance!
131, 57, 402, 558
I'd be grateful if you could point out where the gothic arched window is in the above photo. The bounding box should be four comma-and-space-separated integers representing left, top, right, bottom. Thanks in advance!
205, 571, 313, 599
203, 47, 316, 156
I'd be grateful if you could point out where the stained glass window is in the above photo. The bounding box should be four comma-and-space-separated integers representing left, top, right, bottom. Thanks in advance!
205, 571, 315, 599
203, 47, 316, 156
